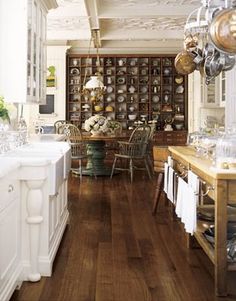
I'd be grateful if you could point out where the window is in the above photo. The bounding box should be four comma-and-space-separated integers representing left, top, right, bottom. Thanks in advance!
39, 94, 54, 114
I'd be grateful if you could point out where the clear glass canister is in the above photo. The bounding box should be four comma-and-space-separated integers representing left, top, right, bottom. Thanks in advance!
215, 133, 236, 169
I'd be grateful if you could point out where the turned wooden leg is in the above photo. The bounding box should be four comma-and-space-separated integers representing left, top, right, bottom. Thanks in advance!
25, 179, 45, 282
152, 172, 164, 215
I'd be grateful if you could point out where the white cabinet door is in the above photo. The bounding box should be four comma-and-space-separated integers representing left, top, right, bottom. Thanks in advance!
219, 71, 226, 108
0, 172, 21, 301
0, 0, 53, 104
27, 0, 47, 103
200, 73, 226, 108
200, 77, 219, 108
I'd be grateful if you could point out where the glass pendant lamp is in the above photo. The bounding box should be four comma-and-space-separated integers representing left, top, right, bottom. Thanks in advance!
82, 29, 106, 103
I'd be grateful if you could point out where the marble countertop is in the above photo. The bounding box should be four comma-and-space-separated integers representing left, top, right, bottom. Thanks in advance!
29, 134, 66, 142
0, 157, 20, 178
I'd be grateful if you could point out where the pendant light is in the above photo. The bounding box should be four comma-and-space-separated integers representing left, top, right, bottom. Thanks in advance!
82, 29, 106, 103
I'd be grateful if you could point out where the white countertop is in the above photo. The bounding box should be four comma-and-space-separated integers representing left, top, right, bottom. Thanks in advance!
0, 158, 20, 178
29, 134, 66, 142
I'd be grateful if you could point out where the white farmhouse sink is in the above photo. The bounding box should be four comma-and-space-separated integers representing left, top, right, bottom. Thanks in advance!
29, 134, 66, 142
18, 142, 71, 180
5, 147, 65, 196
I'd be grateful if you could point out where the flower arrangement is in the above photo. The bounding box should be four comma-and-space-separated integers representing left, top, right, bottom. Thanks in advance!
107, 120, 122, 135
84, 115, 109, 135
0, 96, 10, 123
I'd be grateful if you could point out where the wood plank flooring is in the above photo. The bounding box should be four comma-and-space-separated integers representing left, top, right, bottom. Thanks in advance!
11, 172, 236, 301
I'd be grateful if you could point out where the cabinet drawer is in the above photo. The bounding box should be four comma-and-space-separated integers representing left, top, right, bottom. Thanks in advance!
0, 174, 19, 213
153, 131, 187, 146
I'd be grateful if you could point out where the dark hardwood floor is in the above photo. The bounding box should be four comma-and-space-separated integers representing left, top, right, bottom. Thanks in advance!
11, 171, 236, 301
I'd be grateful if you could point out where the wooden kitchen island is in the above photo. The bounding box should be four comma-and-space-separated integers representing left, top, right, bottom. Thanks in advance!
168, 146, 236, 297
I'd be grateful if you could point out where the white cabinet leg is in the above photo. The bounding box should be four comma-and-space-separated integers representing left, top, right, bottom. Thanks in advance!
25, 180, 44, 282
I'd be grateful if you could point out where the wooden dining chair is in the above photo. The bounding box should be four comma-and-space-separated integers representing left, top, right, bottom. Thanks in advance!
110, 125, 151, 182
54, 120, 70, 134
146, 123, 156, 174
59, 124, 96, 179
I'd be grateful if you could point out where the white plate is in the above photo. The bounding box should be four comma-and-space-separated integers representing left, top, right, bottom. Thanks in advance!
176, 85, 184, 94
117, 77, 125, 84
117, 95, 125, 103
141, 86, 148, 93
107, 86, 113, 93
130, 60, 136, 66
70, 68, 80, 75
152, 95, 160, 103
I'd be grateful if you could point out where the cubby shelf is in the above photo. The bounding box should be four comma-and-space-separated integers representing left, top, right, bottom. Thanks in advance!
66, 54, 188, 131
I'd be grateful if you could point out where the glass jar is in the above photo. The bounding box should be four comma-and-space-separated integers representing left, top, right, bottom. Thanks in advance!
216, 133, 236, 169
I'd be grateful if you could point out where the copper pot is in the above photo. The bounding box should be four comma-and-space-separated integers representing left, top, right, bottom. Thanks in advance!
210, 8, 236, 54
174, 50, 196, 75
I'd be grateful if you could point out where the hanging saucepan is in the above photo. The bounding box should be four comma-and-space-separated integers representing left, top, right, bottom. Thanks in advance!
202, 42, 215, 59
209, 8, 236, 54
192, 48, 204, 69
222, 53, 236, 71
204, 48, 225, 84
201, 43, 215, 79
174, 50, 196, 75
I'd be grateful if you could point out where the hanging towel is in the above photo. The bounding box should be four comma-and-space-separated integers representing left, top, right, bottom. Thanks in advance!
188, 170, 200, 204
176, 177, 197, 235
173, 172, 178, 205
167, 156, 173, 167
164, 162, 169, 193
175, 177, 186, 218
182, 185, 197, 235
167, 166, 174, 203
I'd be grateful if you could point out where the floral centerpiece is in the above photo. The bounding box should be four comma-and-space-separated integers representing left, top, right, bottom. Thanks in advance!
107, 120, 122, 135
0, 96, 18, 131
0, 96, 10, 123
84, 115, 109, 136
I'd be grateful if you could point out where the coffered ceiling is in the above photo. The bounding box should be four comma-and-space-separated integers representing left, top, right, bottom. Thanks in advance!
47, 0, 200, 53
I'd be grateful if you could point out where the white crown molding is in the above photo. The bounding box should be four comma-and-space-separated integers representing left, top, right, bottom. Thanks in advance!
46, 0, 199, 51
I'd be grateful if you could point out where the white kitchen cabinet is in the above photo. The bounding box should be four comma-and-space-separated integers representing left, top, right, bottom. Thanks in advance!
0, 138, 70, 300
219, 71, 226, 107
0, 168, 22, 301
0, 0, 57, 104
200, 73, 226, 109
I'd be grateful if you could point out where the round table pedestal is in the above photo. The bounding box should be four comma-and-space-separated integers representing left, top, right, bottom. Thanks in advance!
82, 140, 112, 176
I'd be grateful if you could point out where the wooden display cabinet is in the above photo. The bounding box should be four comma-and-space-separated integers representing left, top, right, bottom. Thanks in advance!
66, 54, 188, 133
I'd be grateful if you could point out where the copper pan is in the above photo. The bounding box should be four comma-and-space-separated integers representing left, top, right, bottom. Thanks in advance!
174, 50, 196, 75
209, 8, 236, 54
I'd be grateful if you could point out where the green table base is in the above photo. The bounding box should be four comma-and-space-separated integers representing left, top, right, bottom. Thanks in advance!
82, 140, 112, 176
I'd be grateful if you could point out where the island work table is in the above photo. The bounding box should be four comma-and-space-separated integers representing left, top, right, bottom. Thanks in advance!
168, 146, 236, 297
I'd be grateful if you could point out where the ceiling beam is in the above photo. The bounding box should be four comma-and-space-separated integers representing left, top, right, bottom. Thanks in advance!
97, 5, 199, 18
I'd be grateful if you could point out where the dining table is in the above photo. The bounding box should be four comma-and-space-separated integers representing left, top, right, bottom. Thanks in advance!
81, 132, 128, 176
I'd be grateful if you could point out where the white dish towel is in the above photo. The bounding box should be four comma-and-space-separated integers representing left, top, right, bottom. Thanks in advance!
164, 162, 169, 193
175, 175, 198, 235
188, 170, 200, 204
167, 166, 174, 203
181, 185, 197, 235
175, 177, 186, 218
